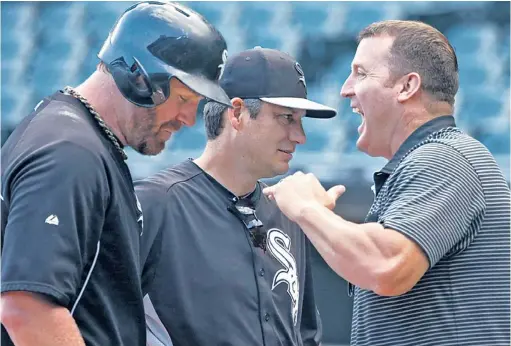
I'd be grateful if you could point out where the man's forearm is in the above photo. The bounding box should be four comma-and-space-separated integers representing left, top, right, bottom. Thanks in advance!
2, 292, 86, 346
264, 173, 428, 295
296, 203, 392, 291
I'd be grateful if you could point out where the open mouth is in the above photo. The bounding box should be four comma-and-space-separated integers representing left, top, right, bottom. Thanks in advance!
352, 107, 364, 116
352, 107, 365, 134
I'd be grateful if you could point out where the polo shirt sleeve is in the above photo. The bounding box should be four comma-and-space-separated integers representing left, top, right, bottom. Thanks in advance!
379, 143, 486, 268
1, 142, 109, 307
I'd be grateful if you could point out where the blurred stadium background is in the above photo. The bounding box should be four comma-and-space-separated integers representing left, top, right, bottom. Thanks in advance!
1, 1, 509, 345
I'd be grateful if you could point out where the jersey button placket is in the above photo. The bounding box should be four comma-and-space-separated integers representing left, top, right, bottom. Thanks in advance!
259, 268, 265, 277
264, 312, 270, 322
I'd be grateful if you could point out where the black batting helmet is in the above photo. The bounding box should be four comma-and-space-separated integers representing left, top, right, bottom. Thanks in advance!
98, 1, 231, 108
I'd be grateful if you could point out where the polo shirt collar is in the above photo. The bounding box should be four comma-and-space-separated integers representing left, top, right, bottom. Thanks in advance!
381, 115, 456, 174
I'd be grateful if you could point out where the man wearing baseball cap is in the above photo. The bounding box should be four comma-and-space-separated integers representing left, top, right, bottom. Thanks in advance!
137, 47, 336, 346
219, 46, 336, 119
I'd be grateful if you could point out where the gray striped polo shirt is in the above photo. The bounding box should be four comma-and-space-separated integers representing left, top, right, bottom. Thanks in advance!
350, 116, 510, 346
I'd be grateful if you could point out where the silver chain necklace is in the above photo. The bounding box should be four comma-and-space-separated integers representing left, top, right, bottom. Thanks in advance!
63, 86, 128, 160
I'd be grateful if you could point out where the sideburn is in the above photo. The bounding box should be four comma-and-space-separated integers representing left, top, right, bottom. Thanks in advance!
133, 107, 159, 154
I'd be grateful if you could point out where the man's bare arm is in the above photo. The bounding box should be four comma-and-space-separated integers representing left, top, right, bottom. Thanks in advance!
296, 204, 429, 296
1, 291, 86, 346
264, 172, 429, 296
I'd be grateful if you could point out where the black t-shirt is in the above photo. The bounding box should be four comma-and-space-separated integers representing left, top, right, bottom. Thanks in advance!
1, 91, 146, 346
136, 160, 322, 346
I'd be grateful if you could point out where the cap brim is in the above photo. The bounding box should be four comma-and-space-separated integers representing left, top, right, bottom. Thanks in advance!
260, 97, 337, 119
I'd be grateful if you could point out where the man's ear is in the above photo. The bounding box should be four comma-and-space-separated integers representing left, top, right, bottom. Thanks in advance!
228, 97, 244, 131
397, 72, 421, 103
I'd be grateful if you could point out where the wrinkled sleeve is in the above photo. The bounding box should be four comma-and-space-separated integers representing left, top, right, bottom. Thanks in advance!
1, 143, 108, 307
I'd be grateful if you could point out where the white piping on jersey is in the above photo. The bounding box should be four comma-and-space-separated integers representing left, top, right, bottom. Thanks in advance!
71, 240, 100, 315
34, 100, 44, 112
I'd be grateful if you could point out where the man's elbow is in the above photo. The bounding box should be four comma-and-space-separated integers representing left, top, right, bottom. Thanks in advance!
371, 265, 420, 297
1, 293, 32, 332
1, 291, 61, 332
369, 236, 429, 297
372, 279, 413, 297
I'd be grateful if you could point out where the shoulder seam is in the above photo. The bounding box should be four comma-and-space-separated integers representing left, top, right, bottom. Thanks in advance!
8, 97, 56, 154
165, 170, 204, 194
404, 141, 486, 208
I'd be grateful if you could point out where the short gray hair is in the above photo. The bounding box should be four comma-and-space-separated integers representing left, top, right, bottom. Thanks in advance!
204, 98, 262, 140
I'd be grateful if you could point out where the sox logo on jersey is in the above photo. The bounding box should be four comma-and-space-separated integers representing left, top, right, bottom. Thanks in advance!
267, 228, 299, 326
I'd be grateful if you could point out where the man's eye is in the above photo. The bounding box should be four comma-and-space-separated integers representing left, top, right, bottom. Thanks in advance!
280, 114, 294, 124
179, 95, 188, 103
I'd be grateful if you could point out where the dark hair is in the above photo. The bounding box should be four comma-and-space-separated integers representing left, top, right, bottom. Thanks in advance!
203, 99, 262, 140
358, 20, 459, 106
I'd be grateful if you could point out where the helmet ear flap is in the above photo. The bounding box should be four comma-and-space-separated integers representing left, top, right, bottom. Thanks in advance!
132, 57, 167, 106
108, 57, 164, 107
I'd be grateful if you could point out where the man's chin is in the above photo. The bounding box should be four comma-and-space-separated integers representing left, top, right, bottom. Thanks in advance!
134, 141, 166, 156
254, 163, 287, 180
356, 137, 369, 155
272, 162, 290, 177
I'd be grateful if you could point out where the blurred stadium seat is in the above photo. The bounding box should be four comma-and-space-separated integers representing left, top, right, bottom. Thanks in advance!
168, 127, 208, 151
343, 3, 384, 35
1, 93, 16, 127
239, 2, 274, 34
1, 40, 18, 65
291, 2, 329, 37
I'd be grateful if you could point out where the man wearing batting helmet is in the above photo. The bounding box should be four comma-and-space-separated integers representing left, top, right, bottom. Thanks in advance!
1, 2, 230, 345
136, 47, 337, 346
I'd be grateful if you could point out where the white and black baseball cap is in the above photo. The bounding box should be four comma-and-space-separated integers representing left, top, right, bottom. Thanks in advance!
219, 47, 337, 119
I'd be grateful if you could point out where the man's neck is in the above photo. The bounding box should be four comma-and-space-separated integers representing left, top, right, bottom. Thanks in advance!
388, 102, 453, 159
194, 142, 258, 197
73, 72, 128, 146
388, 114, 421, 159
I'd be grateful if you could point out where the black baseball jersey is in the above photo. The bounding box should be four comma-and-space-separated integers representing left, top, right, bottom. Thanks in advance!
136, 159, 322, 346
1, 91, 146, 346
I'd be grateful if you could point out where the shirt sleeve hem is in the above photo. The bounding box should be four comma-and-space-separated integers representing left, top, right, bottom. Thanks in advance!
1, 282, 70, 306
382, 220, 437, 268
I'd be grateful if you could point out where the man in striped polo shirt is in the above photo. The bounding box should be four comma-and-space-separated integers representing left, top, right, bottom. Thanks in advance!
264, 20, 510, 346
